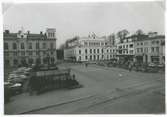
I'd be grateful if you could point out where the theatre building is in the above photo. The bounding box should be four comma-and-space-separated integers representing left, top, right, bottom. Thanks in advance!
3, 28, 57, 67
64, 34, 117, 62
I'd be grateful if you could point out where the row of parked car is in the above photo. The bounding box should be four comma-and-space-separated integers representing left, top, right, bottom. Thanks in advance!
4, 67, 32, 103
96, 61, 165, 73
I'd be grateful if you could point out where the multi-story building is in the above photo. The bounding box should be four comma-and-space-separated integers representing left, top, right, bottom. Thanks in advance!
64, 34, 117, 62
116, 36, 135, 62
134, 32, 165, 64
4, 28, 57, 67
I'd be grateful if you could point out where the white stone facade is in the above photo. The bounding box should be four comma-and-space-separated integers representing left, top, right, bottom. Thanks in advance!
64, 34, 117, 62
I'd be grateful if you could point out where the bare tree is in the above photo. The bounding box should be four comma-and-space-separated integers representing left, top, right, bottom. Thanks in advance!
117, 29, 129, 43
136, 29, 144, 35
108, 33, 116, 46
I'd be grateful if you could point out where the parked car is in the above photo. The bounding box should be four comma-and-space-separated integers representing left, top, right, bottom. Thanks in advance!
9, 83, 22, 95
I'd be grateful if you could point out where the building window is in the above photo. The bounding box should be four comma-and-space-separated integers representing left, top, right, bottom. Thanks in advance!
28, 43, 32, 49
107, 55, 109, 59
21, 43, 25, 49
129, 44, 133, 48
141, 48, 143, 53
137, 48, 139, 53
126, 45, 128, 48
97, 49, 99, 53
43, 43, 46, 49
107, 49, 109, 53
94, 55, 96, 60
97, 55, 99, 60
85, 56, 87, 60
94, 49, 96, 53
85, 49, 87, 54
13, 43, 17, 50
90, 55, 92, 60
156, 47, 159, 53
137, 43, 139, 46
4, 43, 8, 50
90, 49, 92, 53
141, 42, 143, 45
151, 47, 154, 52
101, 49, 104, 53
130, 50, 133, 54
102, 55, 104, 59
36, 43, 40, 49
79, 50, 81, 54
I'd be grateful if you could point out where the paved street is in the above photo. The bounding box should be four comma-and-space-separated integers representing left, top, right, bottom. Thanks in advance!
5, 63, 165, 114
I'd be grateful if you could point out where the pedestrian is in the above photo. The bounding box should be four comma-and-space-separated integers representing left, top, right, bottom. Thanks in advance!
128, 61, 133, 72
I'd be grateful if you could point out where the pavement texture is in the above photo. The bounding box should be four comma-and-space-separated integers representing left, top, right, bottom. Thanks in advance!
4, 63, 165, 114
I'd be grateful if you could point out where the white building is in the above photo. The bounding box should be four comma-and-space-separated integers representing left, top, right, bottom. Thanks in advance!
64, 34, 117, 62
4, 28, 57, 67
116, 36, 135, 62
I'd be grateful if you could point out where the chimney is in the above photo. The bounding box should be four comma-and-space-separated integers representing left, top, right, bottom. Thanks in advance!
5, 30, 10, 34
40, 31, 43, 35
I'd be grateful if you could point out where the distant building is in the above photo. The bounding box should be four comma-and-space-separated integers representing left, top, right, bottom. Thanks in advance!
116, 36, 135, 62
64, 33, 117, 62
57, 49, 64, 60
134, 32, 165, 64
3, 28, 57, 67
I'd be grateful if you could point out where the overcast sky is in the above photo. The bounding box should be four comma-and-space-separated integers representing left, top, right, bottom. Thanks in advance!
3, 2, 165, 48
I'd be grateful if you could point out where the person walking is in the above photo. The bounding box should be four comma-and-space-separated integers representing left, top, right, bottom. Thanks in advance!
128, 61, 133, 72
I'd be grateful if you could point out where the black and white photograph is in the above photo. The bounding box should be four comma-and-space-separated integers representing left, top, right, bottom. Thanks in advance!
2, 0, 165, 115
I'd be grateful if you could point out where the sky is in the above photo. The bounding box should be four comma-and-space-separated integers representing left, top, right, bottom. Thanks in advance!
3, 2, 165, 48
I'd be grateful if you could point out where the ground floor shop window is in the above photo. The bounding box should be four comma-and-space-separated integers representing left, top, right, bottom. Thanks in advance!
151, 56, 159, 64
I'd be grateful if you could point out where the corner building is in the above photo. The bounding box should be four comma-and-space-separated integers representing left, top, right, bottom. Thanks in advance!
4, 28, 57, 67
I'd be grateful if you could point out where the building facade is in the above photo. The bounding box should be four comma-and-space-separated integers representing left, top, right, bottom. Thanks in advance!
134, 32, 165, 64
64, 34, 117, 62
116, 36, 135, 62
4, 28, 57, 67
